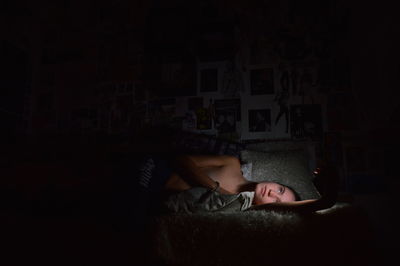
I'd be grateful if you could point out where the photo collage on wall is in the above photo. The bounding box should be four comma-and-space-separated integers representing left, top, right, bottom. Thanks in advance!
214, 99, 241, 135
148, 98, 176, 126
142, 46, 326, 141
248, 109, 271, 132
188, 97, 212, 130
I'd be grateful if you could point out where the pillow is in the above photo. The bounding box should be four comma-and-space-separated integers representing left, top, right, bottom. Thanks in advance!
240, 163, 253, 181
245, 141, 317, 173
240, 149, 320, 200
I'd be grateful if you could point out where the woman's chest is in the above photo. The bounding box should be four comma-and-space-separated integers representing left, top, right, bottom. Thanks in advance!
201, 166, 247, 193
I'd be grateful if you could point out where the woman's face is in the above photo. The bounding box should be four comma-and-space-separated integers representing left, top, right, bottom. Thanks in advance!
253, 182, 296, 205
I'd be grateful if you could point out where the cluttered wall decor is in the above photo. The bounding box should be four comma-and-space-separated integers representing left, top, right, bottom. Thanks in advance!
248, 109, 271, 132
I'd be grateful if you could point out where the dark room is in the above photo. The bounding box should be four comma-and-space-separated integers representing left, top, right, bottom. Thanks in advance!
1, 0, 399, 265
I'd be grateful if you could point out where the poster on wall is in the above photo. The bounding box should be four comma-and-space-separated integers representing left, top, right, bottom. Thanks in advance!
221, 60, 245, 98
290, 104, 323, 140
250, 68, 274, 95
215, 109, 236, 133
214, 99, 241, 134
248, 109, 271, 132
182, 111, 196, 131
196, 107, 212, 130
148, 98, 176, 126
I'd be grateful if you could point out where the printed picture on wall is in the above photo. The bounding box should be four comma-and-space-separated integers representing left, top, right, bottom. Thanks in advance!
214, 99, 240, 134
248, 109, 271, 132
214, 99, 241, 121
215, 109, 236, 133
182, 111, 196, 131
196, 107, 212, 130
290, 104, 323, 140
148, 98, 176, 125
200, 68, 218, 92
250, 68, 274, 95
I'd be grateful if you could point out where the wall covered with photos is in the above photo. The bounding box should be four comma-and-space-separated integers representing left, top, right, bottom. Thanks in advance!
21, 1, 356, 143
4, 0, 398, 194
8, 0, 386, 191
60, 0, 352, 144
3, 0, 399, 196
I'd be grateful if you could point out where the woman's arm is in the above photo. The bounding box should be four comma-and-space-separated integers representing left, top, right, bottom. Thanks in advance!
247, 197, 334, 213
248, 165, 339, 213
171, 155, 235, 194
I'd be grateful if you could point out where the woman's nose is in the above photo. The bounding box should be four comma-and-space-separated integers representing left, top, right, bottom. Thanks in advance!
267, 190, 279, 200
268, 188, 278, 196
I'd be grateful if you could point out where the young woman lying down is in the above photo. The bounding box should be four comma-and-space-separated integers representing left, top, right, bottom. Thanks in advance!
122, 154, 337, 215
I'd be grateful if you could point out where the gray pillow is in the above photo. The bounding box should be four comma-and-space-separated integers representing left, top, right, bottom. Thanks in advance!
240, 149, 320, 200
245, 141, 317, 173
240, 163, 253, 181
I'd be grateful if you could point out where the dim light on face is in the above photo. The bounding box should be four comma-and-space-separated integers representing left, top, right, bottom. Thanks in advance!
253, 182, 296, 205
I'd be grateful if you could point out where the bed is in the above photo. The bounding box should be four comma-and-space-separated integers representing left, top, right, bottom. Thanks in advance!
151, 203, 374, 266
1, 132, 379, 266
147, 133, 379, 266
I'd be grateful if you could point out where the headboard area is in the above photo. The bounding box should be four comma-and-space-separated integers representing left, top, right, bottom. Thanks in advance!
170, 131, 317, 166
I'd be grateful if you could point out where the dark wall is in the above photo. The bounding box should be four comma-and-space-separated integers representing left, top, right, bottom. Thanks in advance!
0, 41, 29, 139
2, 1, 398, 177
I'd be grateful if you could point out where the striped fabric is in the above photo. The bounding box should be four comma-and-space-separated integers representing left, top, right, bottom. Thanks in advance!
138, 158, 156, 188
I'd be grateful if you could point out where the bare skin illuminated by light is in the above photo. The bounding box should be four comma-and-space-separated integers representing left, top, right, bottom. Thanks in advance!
165, 154, 332, 212
253, 182, 296, 205
165, 155, 297, 206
